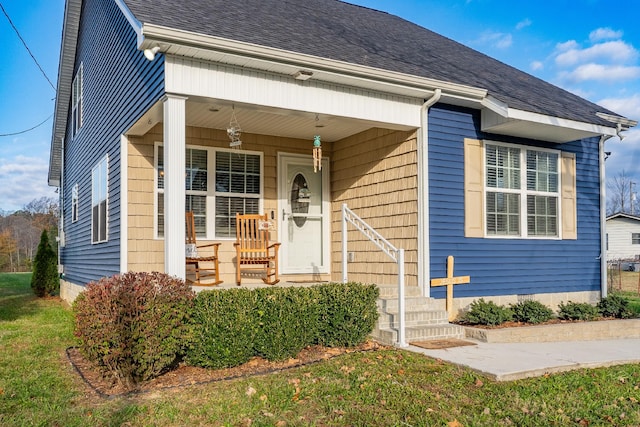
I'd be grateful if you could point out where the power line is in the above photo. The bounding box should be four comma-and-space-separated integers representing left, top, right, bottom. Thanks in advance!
0, 1, 56, 92
0, 113, 53, 137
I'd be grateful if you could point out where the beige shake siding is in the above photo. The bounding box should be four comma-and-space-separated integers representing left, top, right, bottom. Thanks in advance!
127, 124, 333, 283
330, 128, 419, 287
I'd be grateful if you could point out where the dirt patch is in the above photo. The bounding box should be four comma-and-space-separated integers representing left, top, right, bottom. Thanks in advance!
67, 340, 385, 399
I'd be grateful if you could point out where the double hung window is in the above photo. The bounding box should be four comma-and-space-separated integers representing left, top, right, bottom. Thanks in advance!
71, 183, 79, 223
485, 142, 559, 238
91, 156, 108, 243
71, 64, 83, 136
156, 145, 261, 239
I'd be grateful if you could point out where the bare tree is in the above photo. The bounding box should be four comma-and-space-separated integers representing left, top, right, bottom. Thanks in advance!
607, 170, 640, 216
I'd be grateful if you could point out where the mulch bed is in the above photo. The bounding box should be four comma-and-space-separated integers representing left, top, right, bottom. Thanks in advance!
66, 340, 385, 398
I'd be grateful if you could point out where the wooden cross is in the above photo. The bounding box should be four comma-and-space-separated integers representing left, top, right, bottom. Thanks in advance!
430, 256, 470, 321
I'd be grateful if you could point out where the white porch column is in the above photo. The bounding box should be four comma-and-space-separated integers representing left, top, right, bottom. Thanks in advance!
163, 94, 188, 279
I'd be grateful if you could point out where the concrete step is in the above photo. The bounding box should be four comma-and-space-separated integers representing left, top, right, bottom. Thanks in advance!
377, 310, 449, 329
373, 323, 466, 346
377, 296, 439, 313
377, 285, 423, 298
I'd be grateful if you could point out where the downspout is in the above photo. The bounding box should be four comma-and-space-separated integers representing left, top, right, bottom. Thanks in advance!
58, 137, 65, 275
599, 134, 613, 298
417, 89, 442, 297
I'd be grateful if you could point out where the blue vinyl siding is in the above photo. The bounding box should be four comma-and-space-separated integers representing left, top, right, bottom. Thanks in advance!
428, 104, 601, 298
61, 0, 164, 286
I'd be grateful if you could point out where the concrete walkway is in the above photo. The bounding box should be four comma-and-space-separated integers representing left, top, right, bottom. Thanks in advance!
408, 338, 640, 381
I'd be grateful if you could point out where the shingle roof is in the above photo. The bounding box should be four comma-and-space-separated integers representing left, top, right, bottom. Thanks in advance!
123, 0, 621, 127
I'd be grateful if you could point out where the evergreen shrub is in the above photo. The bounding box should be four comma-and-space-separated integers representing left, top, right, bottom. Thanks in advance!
509, 300, 554, 324
597, 294, 635, 319
316, 282, 379, 347
460, 298, 513, 326
186, 288, 257, 369
31, 230, 59, 297
557, 301, 599, 321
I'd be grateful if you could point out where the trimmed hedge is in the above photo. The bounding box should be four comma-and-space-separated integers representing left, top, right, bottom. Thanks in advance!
316, 282, 379, 347
74, 278, 379, 380
73, 272, 195, 386
185, 288, 256, 369
186, 282, 379, 368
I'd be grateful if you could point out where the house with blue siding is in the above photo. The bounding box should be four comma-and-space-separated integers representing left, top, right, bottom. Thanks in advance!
50, 0, 635, 327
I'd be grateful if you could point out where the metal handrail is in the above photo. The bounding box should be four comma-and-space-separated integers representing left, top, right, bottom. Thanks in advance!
341, 203, 407, 347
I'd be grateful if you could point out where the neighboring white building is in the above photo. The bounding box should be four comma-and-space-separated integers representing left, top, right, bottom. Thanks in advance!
606, 213, 640, 260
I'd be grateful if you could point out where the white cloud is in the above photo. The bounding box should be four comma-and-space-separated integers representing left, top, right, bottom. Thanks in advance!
476, 31, 513, 49
516, 19, 531, 30
589, 27, 623, 42
560, 64, 640, 82
530, 61, 544, 71
598, 94, 640, 121
0, 155, 54, 212
556, 40, 579, 52
555, 41, 638, 67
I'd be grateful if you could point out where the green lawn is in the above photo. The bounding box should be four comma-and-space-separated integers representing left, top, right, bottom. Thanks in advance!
618, 291, 640, 315
1, 273, 639, 426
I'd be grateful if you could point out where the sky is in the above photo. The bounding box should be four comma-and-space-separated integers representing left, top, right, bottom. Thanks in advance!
1, 0, 639, 212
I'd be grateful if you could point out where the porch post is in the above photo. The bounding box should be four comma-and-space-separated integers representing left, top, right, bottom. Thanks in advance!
163, 94, 188, 279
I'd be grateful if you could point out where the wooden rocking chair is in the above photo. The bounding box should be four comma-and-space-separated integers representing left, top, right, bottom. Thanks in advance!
185, 211, 222, 286
234, 213, 280, 285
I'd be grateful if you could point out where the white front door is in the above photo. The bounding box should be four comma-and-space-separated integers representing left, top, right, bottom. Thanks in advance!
278, 154, 330, 274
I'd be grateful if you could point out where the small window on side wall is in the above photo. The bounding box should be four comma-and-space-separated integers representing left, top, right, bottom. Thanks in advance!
632, 233, 640, 245
92, 156, 108, 243
71, 184, 79, 223
71, 63, 83, 137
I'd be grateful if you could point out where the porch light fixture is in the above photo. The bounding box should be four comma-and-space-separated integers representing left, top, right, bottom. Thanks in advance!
293, 70, 313, 81
143, 46, 161, 61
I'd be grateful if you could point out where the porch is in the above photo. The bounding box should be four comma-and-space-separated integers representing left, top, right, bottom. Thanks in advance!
123, 113, 423, 288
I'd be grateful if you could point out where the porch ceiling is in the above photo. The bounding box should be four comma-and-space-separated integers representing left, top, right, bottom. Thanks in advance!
128, 97, 415, 141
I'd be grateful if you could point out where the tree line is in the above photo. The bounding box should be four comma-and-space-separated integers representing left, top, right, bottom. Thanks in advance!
0, 197, 58, 273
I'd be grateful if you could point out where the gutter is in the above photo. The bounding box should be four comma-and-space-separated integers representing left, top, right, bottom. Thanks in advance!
136, 23, 487, 102
418, 89, 442, 297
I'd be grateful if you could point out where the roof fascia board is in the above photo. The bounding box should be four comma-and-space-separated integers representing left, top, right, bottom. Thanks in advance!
507, 107, 618, 136
596, 112, 638, 129
607, 213, 640, 221
482, 95, 618, 138
49, 0, 82, 187
115, 0, 143, 47
139, 23, 487, 101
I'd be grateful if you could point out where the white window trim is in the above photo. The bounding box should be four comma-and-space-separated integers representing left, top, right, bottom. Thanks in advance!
71, 183, 79, 223
632, 233, 640, 245
71, 63, 83, 137
91, 155, 109, 244
483, 140, 562, 240
154, 142, 264, 240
